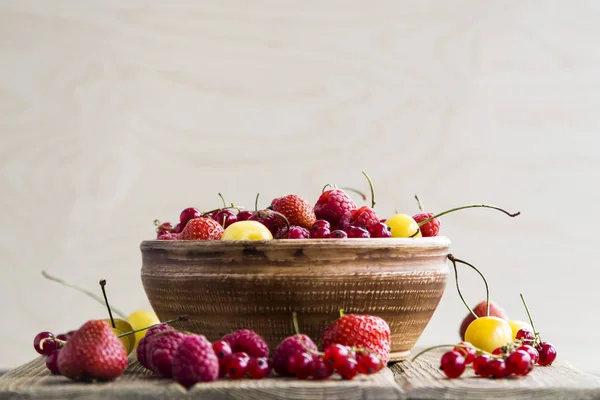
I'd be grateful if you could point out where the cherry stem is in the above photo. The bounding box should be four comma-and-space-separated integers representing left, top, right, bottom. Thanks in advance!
322, 184, 334, 193
417, 205, 520, 227
201, 205, 237, 217
42, 271, 127, 319
292, 312, 323, 356
361, 171, 376, 209
117, 315, 189, 338
520, 293, 541, 341
218, 193, 227, 208
409, 227, 421, 238
414, 195, 425, 212
258, 210, 290, 239
254, 193, 260, 212
448, 254, 491, 317
447, 255, 478, 320
340, 187, 367, 202
411, 343, 496, 362
99, 280, 116, 329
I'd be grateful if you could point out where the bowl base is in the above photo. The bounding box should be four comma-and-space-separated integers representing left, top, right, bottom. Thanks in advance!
388, 350, 410, 362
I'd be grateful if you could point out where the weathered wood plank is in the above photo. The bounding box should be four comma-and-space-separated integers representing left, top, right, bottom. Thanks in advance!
391, 349, 600, 400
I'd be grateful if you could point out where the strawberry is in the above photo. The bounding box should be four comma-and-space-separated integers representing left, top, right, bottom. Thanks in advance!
322, 314, 391, 364
57, 320, 128, 381
338, 206, 379, 230
178, 217, 224, 240
412, 212, 440, 237
314, 189, 357, 228
272, 194, 316, 230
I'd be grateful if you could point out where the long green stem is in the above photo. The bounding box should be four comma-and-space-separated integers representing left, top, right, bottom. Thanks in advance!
520, 293, 540, 341
117, 315, 188, 338
361, 171, 376, 208
447, 255, 478, 319
414, 195, 425, 212
411, 344, 496, 362
418, 205, 520, 227
452, 256, 491, 316
42, 271, 127, 319
340, 187, 367, 201
218, 193, 227, 208
99, 280, 116, 328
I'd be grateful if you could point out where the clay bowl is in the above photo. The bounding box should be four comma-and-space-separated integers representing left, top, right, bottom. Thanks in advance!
140, 237, 450, 361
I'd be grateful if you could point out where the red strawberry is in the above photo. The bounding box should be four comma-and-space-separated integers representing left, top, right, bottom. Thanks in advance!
338, 206, 379, 230
314, 189, 357, 228
272, 194, 316, 230
57, 320, 128, 381
179, 217, 224, 240
412, 212, 440, 237
322, 314, 391, 364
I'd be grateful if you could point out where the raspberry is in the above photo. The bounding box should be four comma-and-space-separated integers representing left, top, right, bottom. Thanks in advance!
146, 331, 188, 377
272, 194, 317, 229
157, 232, 179, 240
412, 212, 440, 237
276, 226, 310, 239
172, 334, 219, 387
221, 329, 269, 358
338, 206, 379, 230
273, 334, 318, 376
137, 323, 174, 369
368, 222, 391, 238
344, 226, 370, 238
314, 189, 358, 228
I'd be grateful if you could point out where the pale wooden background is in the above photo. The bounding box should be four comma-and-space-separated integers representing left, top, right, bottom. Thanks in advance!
1, 0, 598, 373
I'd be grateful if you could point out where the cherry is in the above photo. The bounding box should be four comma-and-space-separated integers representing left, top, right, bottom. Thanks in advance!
368, 222, 392, 238
330, 230, 348, 238
487, 358, 509, 379
473, 355, 492, 377
212, 340, 232, 364
45, 350, 60, 374
312, 220, 330, 231
323, 344, 349, 369
55, 333, 68, 342
516, 329, 535, 342
237, 211, 255, 221
227, 352, 250, 379
537, 342, 557, 366
310, 356, 334, 380
33, 332, 57, 356
180, 207, 201, 225
357, 353, 383, 375
453, 342, 476, 364
506, 349, 532, 375
247, 357, 271, 379
517, 344, 539, 364
344, 226, 370, 238
439, 351, 465, 379
174, 223, 183, 233
212, 209, 237, 228
337, 357, 358, 380
288, 353, 312, 379
311, 227, 330, 238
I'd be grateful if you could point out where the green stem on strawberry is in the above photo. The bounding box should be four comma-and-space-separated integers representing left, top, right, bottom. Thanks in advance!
417, 205, 520, 227
448, 254, 491, 317
414, 195, 425, 212
447, 255, 478, 319
411, 343, 497, 362
99, 280, 116, 328
361, 171, 376, 208
117, 315, 189, 338
41, 271, 127, 319
520, 293, 541, 342
339, 309, 345, 318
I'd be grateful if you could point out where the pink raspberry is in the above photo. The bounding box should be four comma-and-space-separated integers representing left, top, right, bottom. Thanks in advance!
157, 232, 179, 240
273, 334, 318, 376
221, 329, 269, 358
338, 206, 379, 230
412, 212, 440, 237
276, 226, 310, 239
172, 334, 219, 387
137, 323, 174, 369
314, 189, 358, 228
146, 331, 188, 377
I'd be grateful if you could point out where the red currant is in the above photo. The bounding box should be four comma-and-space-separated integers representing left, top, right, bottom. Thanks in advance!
227, 352, 250, 379
156, 221, 174, 237
310, 356, 334, 380
212, 209, 237, 228
312, 220, 330, 230
247, 357, 271, 379
536, 342, 557, 366
323, 344, 349, 369
330, 230, 348, 238
368, 222, 392, 238
45, 350, 60, 374
357, 353, 383, 375
492, 347, 504, 356
288, 353, 312, 379
506, 350, 532, 375
33, 332, 57, 356
453, 342, 476, 364
516, 329, 535, 342
344, 226, 370, 238
473, 355, 491, 377
517, 344, 539, 364
439, 351, 465, 379
337, 357, 358, 380
487, 358, 509, 379
311, 227, 331, 238
180, 207, 201, 225
212, 340, 232, 364
237, 211, 255, 221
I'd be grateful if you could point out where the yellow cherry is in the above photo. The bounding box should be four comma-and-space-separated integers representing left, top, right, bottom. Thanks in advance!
222, 221, 273, 240
104, 318, 135, 355
464, 316, 512, 353
127, 310, 160, 346
385, 214, 422, 238
508, 320, 534, 341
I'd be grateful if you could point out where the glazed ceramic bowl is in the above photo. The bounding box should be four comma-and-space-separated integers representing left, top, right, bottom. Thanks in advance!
140, 237, 450, 361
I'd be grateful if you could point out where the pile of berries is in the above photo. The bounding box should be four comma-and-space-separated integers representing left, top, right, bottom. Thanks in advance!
439, 328, 557, 379
33, 330, 75, 374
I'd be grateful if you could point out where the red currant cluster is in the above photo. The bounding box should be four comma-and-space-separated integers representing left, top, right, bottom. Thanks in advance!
32, 330, 75, 374
439, 328, 558, 380
212, 340, 271, 380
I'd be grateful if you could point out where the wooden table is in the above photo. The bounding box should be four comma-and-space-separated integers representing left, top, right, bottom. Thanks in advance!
2, 349, 600, 400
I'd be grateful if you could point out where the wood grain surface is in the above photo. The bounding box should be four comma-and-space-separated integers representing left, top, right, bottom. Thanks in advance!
1, 349, 599, 400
